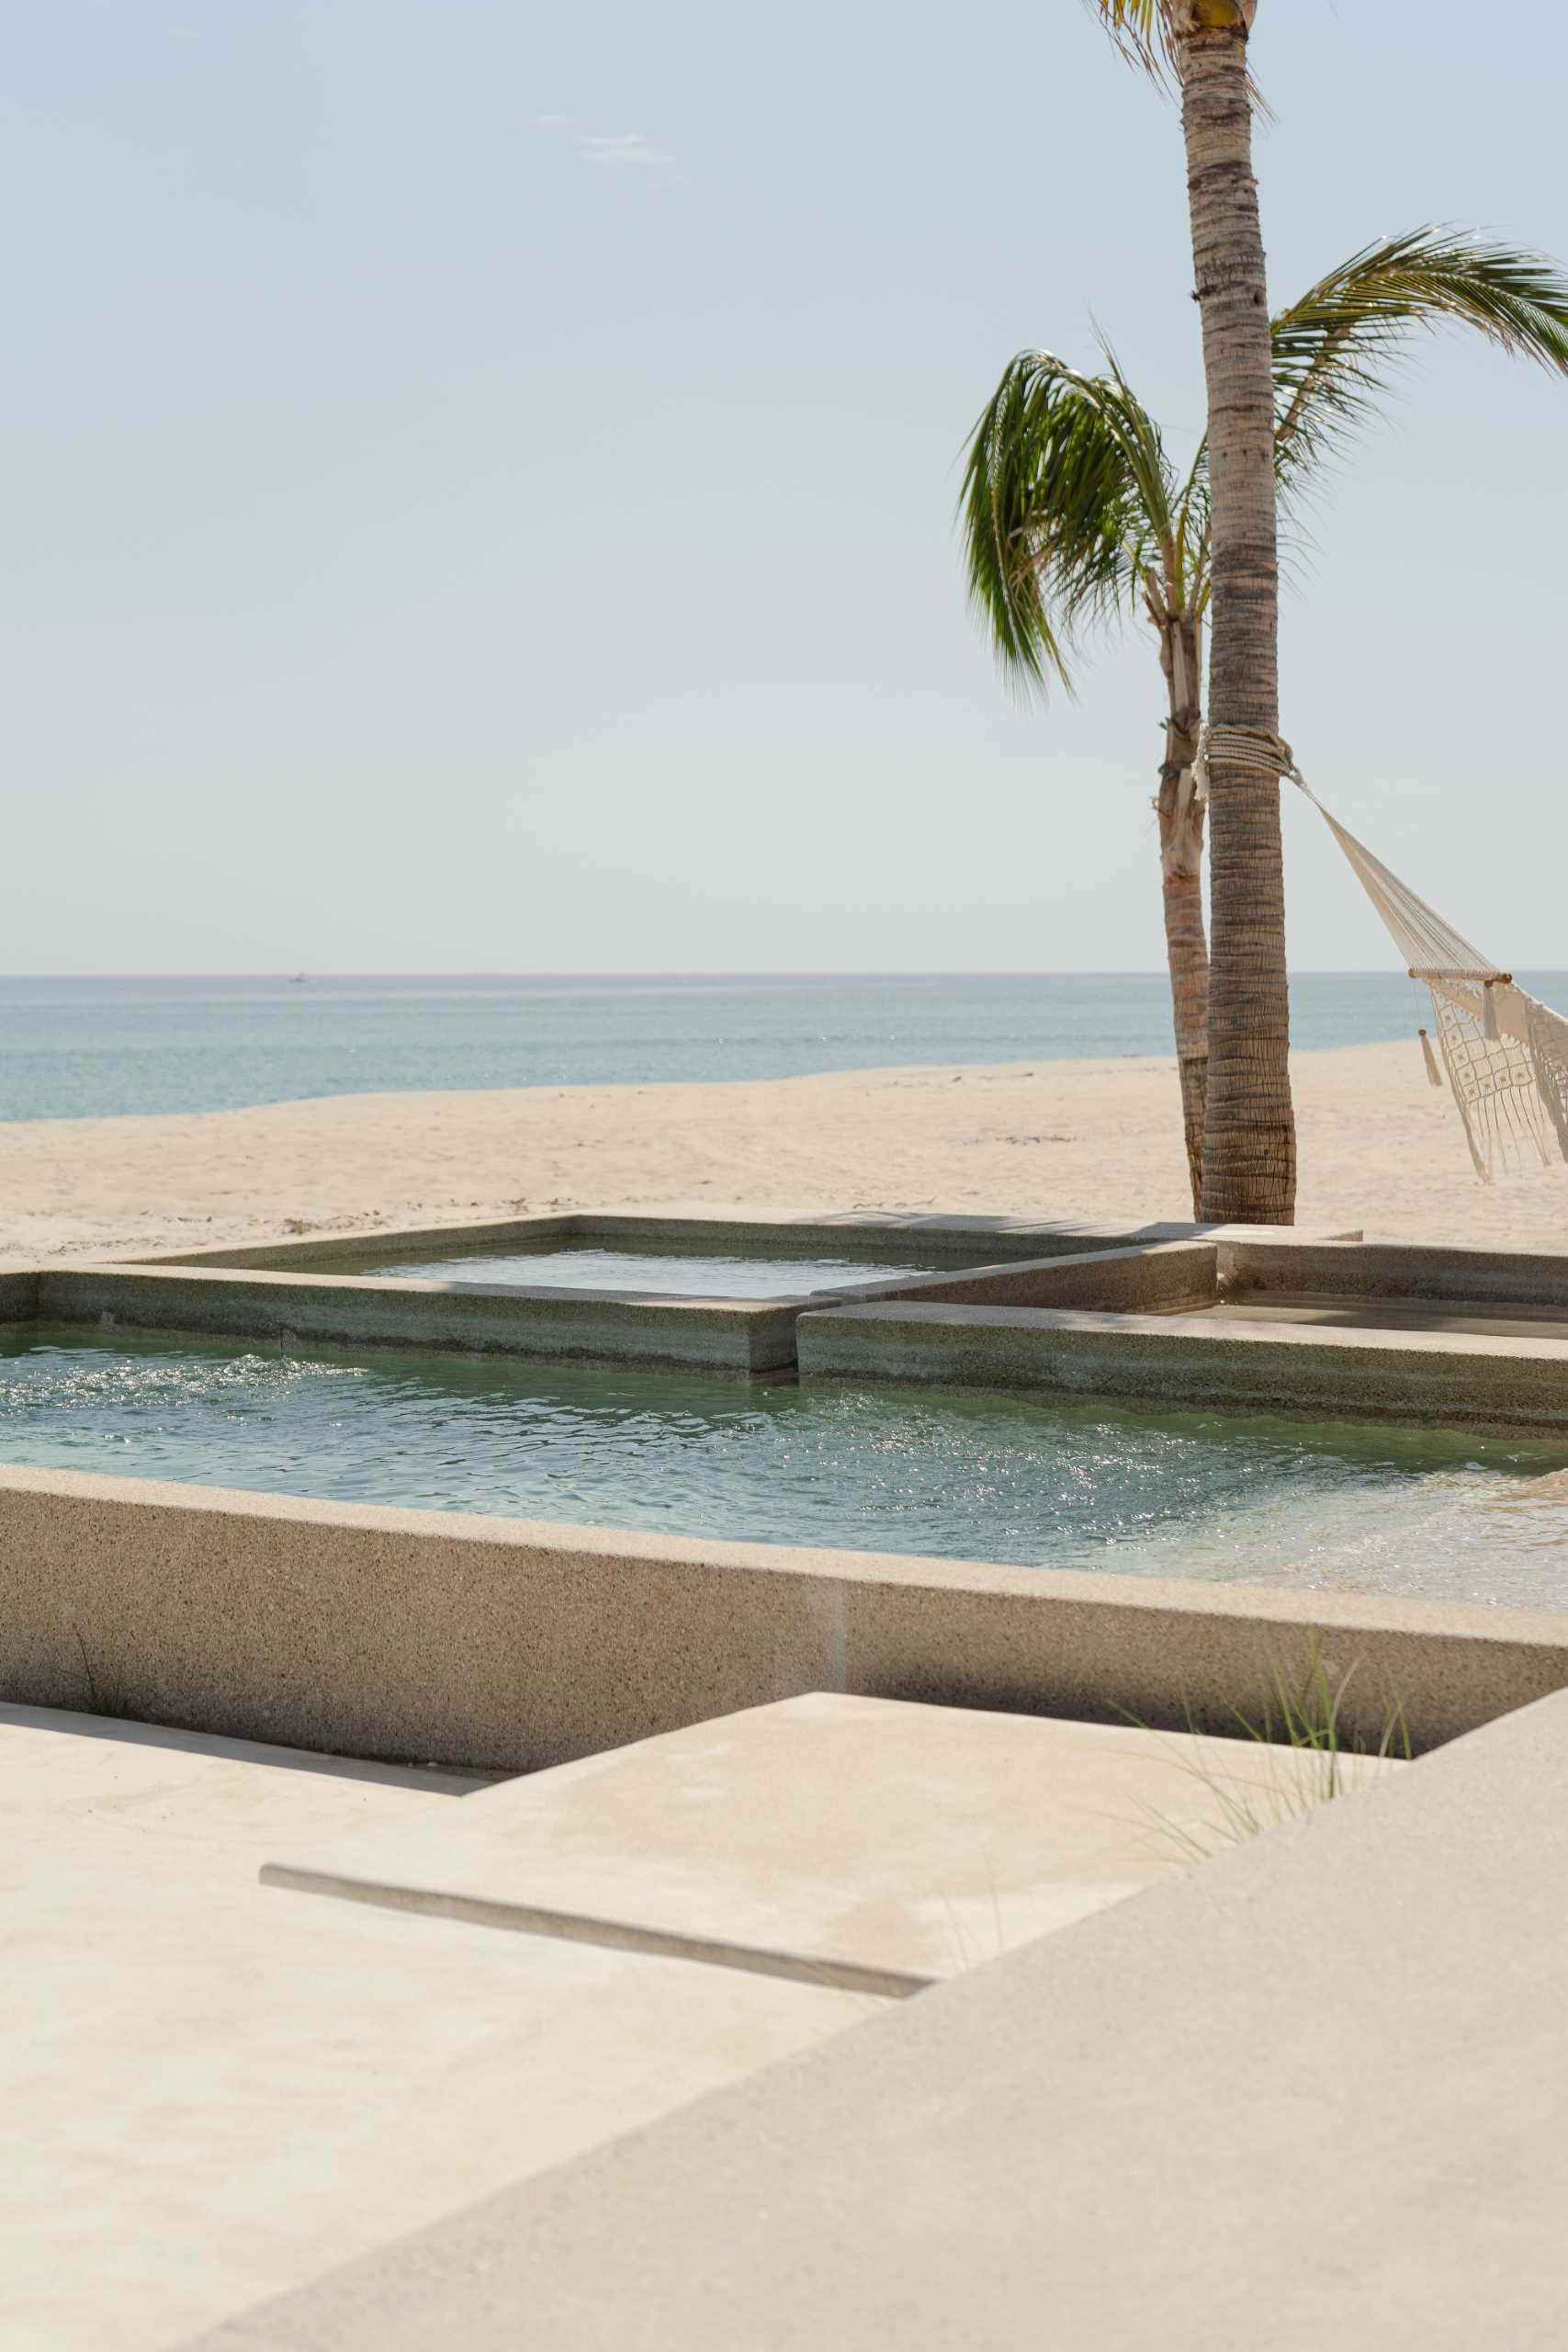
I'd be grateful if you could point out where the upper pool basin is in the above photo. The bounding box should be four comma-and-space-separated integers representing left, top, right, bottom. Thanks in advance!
348, 1246, 938, 1298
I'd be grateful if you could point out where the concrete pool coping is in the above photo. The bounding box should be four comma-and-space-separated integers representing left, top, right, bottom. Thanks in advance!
795, 1295, 1568, 1430
704, 1201, 1568, 1430
24, 1219, 1568, 1414
129, 1204, 1354, 1275
0, 1239, 1224, 1374
4, 1462, 1566, 1769
110, 1206, 1359, 1373
53, 1210, 1568, 1414
1218, 1231, 1568, 1307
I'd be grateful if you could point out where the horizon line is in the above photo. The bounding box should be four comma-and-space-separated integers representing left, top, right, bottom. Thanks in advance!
9, 968, 1567, 985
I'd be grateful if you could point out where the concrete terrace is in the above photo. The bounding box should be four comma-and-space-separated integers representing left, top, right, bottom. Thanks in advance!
196, 1681, 1568, 2352
1, 1702, 878, 2351
0, 1692, 1391, 2348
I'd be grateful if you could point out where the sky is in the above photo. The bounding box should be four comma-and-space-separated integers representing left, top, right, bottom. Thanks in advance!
6, 0, 1567, 976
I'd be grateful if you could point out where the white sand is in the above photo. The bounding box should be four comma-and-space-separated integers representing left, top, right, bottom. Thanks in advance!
2, 1039, 1566, 1267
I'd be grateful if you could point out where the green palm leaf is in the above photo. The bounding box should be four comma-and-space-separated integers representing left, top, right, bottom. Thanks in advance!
1272, 228, 1568, 490
963, 230, 1568, 697
960, 350, 1177, 695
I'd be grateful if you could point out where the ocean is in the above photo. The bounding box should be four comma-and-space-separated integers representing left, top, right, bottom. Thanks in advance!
6, 972, 1561, 1125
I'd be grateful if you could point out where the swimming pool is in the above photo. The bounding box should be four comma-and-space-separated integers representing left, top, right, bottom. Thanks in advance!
6, 1325, 1567, 1606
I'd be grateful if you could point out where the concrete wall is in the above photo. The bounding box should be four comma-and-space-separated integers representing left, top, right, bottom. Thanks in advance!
3, 1464, 1564, 1769
1220, 1235, 1568, 1307
865, 1240, 1216, 1315
0, 1271, 39, 1320
131, 1210, 1063, 1275
134, 1210, 1344, 1277
27, 1266, 804, 1374
136, 1214, 582, 1274
9, 1241, 1215, 1379
796, 1299, 1568, 1430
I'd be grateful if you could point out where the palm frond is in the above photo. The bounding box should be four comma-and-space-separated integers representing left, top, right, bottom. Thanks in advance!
1272, 227, 1568, 491
1085, 2, 1264, 103
1086, 0, 1177, 82
959, 349, 1176, 694
1172, 443, 1213, 615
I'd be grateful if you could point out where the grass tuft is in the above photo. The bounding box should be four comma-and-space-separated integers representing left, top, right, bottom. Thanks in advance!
73, 1627, 134, 1721
1120, 1638, 1410, 1866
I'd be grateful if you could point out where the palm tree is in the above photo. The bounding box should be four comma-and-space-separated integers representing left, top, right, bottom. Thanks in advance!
964, 229, 1568, 1216
1066, 0, 1287, 1220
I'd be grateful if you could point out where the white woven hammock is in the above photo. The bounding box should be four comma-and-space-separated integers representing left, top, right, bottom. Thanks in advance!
1301, 783, 1568, 1184
1192, 723, 1568, 1186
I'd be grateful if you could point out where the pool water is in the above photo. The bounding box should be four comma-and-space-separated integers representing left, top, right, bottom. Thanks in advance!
6, 1328, 1568, 1606
354, 1247, 935, 1297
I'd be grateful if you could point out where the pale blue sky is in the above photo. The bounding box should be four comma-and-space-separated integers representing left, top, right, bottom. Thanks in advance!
6, 0, 1566, 974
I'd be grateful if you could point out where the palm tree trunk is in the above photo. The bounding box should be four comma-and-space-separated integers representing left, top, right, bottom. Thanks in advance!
1156, 610, 1208, 1216
1177, 8, 1297, 1225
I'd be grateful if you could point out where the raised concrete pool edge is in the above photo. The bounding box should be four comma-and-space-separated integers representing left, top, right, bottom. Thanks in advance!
3, 1463, 1564, 1768
6, 1234, 1229, 1374
780, 1210, 1568, 1430
128, 1204, 1356, 1274
51, 1212, 1568, 1416
797, 1295, 1568, 1430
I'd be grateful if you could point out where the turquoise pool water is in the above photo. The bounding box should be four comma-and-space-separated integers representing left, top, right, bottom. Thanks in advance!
355, 1247, 935, 1297
6, 1328, 1568, 1605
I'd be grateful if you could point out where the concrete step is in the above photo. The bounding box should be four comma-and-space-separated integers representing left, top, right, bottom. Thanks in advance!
263, 1690, 1397, 1996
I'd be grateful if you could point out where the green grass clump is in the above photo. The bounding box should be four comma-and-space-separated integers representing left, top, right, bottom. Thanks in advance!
1124, 1639, 1410, 1865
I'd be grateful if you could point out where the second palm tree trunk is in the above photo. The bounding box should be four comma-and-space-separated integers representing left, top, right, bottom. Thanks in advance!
1157, 610, 1208, 1216
1178, 8, 1297, 1225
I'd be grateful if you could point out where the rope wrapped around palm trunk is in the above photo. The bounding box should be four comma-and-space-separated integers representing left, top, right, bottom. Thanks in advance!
1191, 723, 1303, 797
1190, 720, 1568, 1183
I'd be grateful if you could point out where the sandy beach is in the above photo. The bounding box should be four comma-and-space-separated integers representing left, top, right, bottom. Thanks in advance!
4, 1037, 1566, 1266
